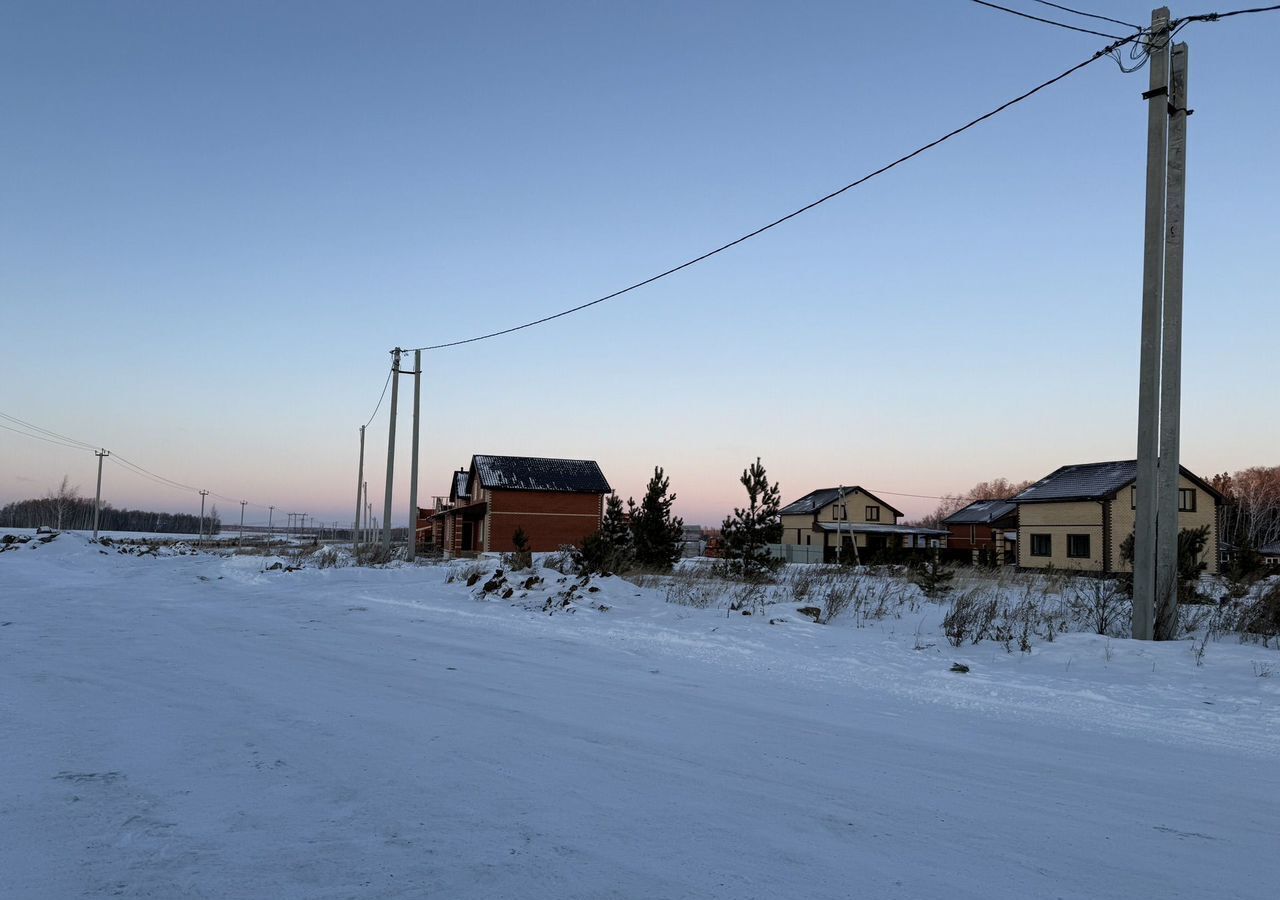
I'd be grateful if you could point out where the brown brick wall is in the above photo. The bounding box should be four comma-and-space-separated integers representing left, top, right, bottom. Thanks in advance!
487, 490, 604, 552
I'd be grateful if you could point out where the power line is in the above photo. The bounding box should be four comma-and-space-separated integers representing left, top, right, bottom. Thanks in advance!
0, 411, 98, 451
364, 367, 393, 429
969, 0, 1128, 39
1179, 3, 1280, 22
0, 420, 95, 453
405, 28, 1141, 352
0, 408, 282, 514
1029, 1, 1140, 30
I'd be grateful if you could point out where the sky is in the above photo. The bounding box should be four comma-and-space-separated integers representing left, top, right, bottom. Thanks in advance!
1, 1, 1276, 528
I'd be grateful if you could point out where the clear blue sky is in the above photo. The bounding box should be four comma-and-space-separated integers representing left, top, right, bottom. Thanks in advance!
1, 1, 1276, 527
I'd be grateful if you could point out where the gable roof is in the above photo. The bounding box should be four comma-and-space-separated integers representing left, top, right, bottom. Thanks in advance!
779, 486, 904, 518
470, 455, 611, 494
941, 499, 1018, 526
1012, 460, 1224, 504
450, 470, 471, 503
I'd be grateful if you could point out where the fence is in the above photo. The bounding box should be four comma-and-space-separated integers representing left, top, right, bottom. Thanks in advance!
766, 543, 826, 564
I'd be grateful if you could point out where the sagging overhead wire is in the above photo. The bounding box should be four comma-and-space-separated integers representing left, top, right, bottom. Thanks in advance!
0, 407, 279, 514
970, 0, 1129, 38
363, 367, 393, 430
1029, 1, 1141, 30
405, 28, 1145, 352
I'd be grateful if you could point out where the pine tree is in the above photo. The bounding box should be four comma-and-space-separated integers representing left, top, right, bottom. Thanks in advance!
601, 493, 630, 549
720, 457, 783, 578
578, 493, 634, 574
629, 467, 684, 571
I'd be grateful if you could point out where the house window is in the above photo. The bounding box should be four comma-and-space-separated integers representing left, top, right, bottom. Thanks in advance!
832, 504, 847, 520
1030, 534, 1052, 557
1132, 485, 1197, 513
865, 506, 880, 522
1067, 534, 1090, 558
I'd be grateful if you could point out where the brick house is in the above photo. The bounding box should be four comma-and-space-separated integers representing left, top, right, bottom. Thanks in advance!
420, 455, 611, 557
1010, 460, 1222, 574
941, 499, 1018, 565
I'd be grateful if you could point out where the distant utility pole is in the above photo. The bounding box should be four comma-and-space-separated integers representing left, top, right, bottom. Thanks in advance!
198, 490, 209, 547
92, 449, 109, 540
269, 506, 275, 539
238, 500, 247, 549
381, 348, 402, 556
1133, 8, 1191, 641
354, 425, 366, 556
408, 349, 422, 561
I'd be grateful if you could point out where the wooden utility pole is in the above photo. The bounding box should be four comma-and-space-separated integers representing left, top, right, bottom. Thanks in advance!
1133, 7, 1171, 641
353, 425, 366, 556
381, 349, 402, 556
92, 449, 109, 540
408, 350, 422, 561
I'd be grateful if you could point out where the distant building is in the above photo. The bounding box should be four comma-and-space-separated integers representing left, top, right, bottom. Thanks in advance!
419, 455, 610, 556
1010, 460, 1222, 574
941, 499, 1018, 565
779, 486, 947, 563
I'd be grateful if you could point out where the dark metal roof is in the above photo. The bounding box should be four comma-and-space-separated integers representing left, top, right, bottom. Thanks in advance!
451, 470, 471, 501
779, 486, 904, 518
471, 455, 611, 494
1012, 460, 1223, 504
941, 499, 1018, 526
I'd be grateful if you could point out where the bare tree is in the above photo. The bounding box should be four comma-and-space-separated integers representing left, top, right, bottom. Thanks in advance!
913, 477, 1035, 528
45, 476, 81, 530
1214, 467, 1280, 550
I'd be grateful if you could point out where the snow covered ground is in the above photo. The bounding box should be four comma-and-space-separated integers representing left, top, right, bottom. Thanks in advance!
2, 535, 1277, 899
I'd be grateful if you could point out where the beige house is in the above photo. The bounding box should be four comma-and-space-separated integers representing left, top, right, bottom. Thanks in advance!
1011, 460, 1222, 574
780, 486, 947, 563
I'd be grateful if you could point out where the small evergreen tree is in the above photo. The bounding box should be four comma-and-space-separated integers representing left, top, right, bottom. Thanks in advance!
629, 466, 684, 571
720, 457, 783, 578
912, 551, 955, 600
509, 527, 532, 570
578, 493, 633, 574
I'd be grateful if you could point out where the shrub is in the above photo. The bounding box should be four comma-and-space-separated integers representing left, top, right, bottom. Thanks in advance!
1066, 579, 1130, 636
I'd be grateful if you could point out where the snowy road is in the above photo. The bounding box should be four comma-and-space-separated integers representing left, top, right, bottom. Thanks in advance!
2, 538, 1276, 899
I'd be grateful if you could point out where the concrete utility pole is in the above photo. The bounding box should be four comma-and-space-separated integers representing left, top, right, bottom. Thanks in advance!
354, 425, 366, 556
269, 506, 275, 540
198, 490, 209, 547
1155, 40, 1190, 640
238, 501, 247, 549
92, 449, 109, 540
1133, 9, 1191, 641
1133, 7, 1171, 642
408, 350, 422, 561
381, 348, 402, 556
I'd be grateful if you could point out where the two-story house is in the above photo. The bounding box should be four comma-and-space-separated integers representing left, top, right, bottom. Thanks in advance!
780, 486, 947, 563
421, 454, 611, 557
1011, 460, 1222, 574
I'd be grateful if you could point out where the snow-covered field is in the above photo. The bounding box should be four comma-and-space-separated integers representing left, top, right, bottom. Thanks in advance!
3, 535, 1277, 899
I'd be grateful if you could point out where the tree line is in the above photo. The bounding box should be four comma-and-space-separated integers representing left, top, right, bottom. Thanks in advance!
0, 476, 221, 535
